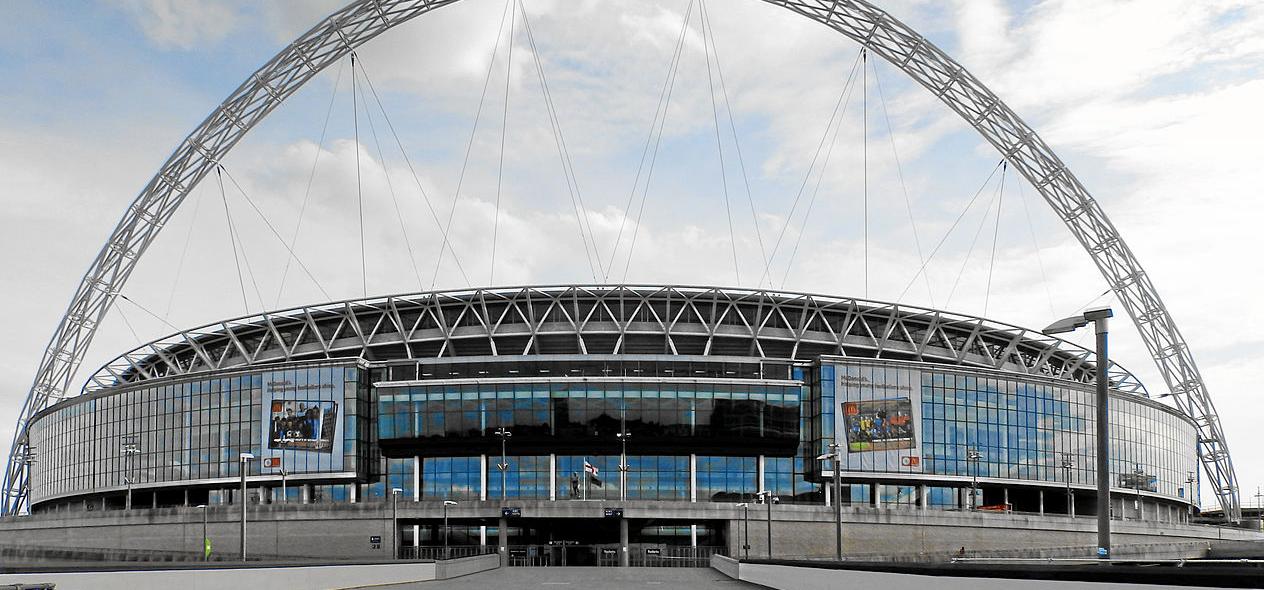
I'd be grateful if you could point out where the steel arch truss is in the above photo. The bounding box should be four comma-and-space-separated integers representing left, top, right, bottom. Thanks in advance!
83, 285, 1147, 396
3, 0, 1239, 520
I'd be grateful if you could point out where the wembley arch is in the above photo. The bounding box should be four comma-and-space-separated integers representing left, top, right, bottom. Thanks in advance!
2, 0, 1241, 521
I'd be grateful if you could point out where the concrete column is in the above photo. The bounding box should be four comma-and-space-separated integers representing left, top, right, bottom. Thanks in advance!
691, 524, 698, 547
549, 453, 556, 501
870, 484, 879, 508
480, 525, 486, 546
412, 456, 420, 501
414, 524, 421, 549
619, 518, 630, 567
480, 454, 488, 501
1039, 490, 1045, 515
690, 454, 697, 502
824, 481, 832, 507
757, 456, 766, 492
498, 517, 508, 567
1003, 488, 1009, 512
918, 485, 928, 510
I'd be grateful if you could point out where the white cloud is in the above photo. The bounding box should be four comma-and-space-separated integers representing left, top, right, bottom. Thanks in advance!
110, 0, 245, 49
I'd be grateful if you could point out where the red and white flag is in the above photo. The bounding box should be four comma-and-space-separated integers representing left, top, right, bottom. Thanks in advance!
584, 460, 603, 486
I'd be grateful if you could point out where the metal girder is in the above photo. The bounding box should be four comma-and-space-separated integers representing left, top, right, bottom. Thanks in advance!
3, 0, 1238, 521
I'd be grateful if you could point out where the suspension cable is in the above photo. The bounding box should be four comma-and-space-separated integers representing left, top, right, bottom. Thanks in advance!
276, 59, 345, 307
1015, 172, 1056, 318
610, 0, 695, 282
216, 167, 277, 312
983, 161, 1007, 316
352, 53, 367, 298
699, 1, 740, 284
699, 0, 770, 283
517, 0, 601, 282
491, 0, 518, 286
356, 60, 474, 289
218, 166, 332, 301
871, 58, 934, 307
895, 160, 1006, 302
780, 51, 865, 288
163, 185, 204, 320
430, 0, 512, 289
756, 46, 865, 288
217, 167, 250, 314
355, 66, 426, 291
117, 293, 181, 332
862, 48, 869, 299
945, 163, 1005, 309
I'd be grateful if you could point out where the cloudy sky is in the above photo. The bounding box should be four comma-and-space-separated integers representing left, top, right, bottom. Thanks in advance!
2, 0, 1262, 507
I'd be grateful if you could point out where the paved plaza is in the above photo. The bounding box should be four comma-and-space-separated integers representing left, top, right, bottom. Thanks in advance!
361, 567, 767, 589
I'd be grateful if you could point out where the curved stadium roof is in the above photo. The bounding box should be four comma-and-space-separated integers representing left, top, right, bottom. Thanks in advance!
86, 285, 1147, 396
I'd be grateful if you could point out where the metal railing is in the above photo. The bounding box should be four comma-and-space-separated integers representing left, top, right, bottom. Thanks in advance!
398, 545, 497, 561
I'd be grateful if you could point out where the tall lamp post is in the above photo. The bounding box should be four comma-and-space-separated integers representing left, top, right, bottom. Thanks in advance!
494, 428, 512, 502
391, 487, 403, 559
1185, 472, 1196, 520
966, 449, 982, 511
442, 500, 458, 559
816, 442, 843, 561
617, 431, 632, 501
197, 504, 209, 561
1061, 454, 1075, 517
1255, 488, 1263, 531
1132, 465, 1145, 520
121, 438, 140, 510
756, 490, 778, 559
734, 502, 750, 560
238, 452, 254, 562
1043, 306, 1113, 559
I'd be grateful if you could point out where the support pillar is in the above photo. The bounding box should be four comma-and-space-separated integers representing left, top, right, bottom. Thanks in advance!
549, 453, 557, 501
498, 517, 508, 567
619, 518, 630, 567
1039, 489, 1045, 515
824, 481, 832, 507
918, 485, 928, 510
690, 454, 697, 502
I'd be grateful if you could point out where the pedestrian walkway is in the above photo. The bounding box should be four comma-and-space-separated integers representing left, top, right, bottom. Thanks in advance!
349, 566, 767, 589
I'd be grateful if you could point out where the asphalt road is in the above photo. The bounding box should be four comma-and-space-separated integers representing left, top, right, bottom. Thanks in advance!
358, 567, 768, 589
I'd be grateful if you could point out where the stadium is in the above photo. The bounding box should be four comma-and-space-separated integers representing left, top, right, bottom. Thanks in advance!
3, 0, 1261, 567
13, 285, 1224, 561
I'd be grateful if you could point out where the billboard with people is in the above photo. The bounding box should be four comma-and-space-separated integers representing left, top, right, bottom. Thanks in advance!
832, 362, 924, 473
259, 368, 346, 472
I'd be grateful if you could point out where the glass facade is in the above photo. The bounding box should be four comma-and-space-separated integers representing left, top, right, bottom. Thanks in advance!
26, 355, 1197, 517
28, 363, 369, 504
813, 360, 1199, 502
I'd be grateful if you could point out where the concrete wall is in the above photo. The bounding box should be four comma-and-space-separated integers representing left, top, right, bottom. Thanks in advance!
434, 553, 500, 579
0, 562, 437, 590
1, 500, 1259, 562
719, 562, 1232, 590
725, 504, 1264, 560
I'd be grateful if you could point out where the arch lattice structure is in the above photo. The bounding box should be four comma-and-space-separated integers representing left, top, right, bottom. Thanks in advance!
2, 0, 1239, 520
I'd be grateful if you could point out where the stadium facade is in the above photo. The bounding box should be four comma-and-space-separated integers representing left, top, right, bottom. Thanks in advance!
20, 285, 1204, 553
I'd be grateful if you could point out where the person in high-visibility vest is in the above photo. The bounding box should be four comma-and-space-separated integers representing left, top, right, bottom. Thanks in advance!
204, 537, 212, 560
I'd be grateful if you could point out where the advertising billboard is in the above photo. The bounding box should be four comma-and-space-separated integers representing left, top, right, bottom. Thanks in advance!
267, 399, 338, 452
833, 363, 923, 473
260, 369, 345, 472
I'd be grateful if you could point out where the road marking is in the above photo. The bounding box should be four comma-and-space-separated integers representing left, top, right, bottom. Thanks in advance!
540, 583, 572, 586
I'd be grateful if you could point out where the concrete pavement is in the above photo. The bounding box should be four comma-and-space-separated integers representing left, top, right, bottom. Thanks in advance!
348, 567, 768, 589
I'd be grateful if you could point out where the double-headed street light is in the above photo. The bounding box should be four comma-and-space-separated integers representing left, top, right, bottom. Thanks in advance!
495, 428, 512, 502
734, 502, 750, 560
442, 500, 458, 559
121, 438, 140, 510
966, 449, 982, 511
1185, 472, 1196, 519
238, 452, 254, 562
617, 431, 632, 501
816, 442, 843, 561
1061, 454, 1075, 517
1043, 306, 1113, 559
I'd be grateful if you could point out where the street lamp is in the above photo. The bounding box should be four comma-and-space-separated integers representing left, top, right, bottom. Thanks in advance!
1044, 306, 1113, 559
1132, 465, 1145, 520
197, 504, 209, 561
1185, 472, 1196, 520
1255, 487, 1263, 532
442, 500, 458, 560
966, 449, 982, 511
816, 442, 843, 561
755, 490, 778, 559
1061, 454, 1075, 517
121, 438, 140, 510
238, 452, 254, 562
617, 431, 632, 501
734, 503, 750, 560
494, 428, 512, 502
391, 487, 403, 559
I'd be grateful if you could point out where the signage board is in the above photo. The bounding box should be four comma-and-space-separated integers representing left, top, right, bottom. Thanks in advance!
603, 507, 624, 518
833, 363, 923, 474
502, 507, 522, 518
